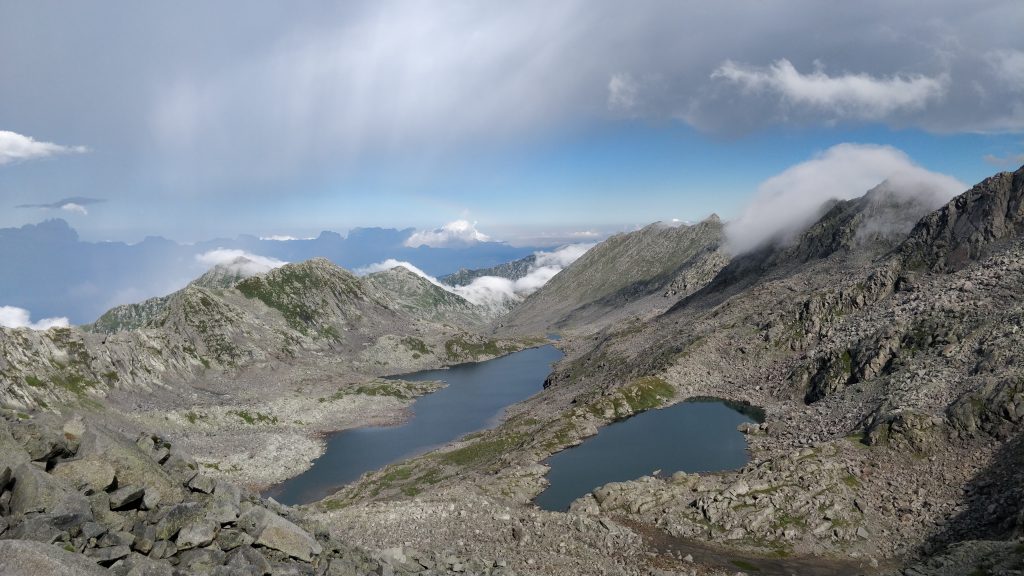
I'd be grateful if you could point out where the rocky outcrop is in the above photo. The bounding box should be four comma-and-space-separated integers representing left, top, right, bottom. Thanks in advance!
901, 166, 1024, 272
0, 409, 388, 575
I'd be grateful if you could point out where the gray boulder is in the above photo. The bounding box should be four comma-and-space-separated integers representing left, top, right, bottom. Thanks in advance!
51, 458, 116, 493
153, 501, 206, 540
108, 484, 145, 510
9, 462, 72, 514
0, 540, 108, 575
237, 506, 323, 561
77, 427, 185, 504
176, 518, 219, 550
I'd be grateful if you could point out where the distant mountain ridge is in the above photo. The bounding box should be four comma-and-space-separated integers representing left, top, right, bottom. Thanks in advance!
0, 220, 540, 324
1, 258, 528, 410
439, 255, 537, 286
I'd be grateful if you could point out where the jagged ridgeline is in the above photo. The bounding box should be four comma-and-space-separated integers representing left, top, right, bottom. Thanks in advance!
0, 258, 530, 410
439, 255, 537, 286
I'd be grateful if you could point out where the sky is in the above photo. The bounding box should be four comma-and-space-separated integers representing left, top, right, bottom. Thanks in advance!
1, 1, 1023, 245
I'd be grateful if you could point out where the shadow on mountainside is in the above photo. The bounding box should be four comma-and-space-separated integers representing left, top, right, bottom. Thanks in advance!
921, 432, 1024, 555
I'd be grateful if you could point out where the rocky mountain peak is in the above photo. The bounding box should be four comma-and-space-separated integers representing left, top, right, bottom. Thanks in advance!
190, 257, 262, 289
901, 165, 1024, 271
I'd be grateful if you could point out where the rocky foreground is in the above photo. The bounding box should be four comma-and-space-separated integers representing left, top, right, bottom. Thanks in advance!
0, 406, 548, 576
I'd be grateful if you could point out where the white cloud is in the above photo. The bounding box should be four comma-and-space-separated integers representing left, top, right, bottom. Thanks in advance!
711, 59, 948, 121
355, 259, 444, 286
0, 130, 88, 166
355, 242, 594, 311
259, 235, 315, 241
0, 306, 70, 330
608, 73, 638, 112
61, 202, 89, 216
404, 220, 491, 248
726, 143, 965, 254
195, 249, 287, 276
534, 243, 595, 268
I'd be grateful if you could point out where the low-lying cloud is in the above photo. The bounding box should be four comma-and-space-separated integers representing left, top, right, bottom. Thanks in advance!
195, 249, 287, 276
726, 143, 965, 254
404, 220, 491, 248
711, 59, 947, 121
0, 130, 88, 166
357, 243, 595, 310
0, 306, 69, 330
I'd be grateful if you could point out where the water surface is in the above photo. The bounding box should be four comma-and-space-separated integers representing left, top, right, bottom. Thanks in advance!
533, 399, 757, 511
266, 345, 563, 505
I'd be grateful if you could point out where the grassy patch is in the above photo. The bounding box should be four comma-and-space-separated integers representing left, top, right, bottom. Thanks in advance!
24, 375, 46, 388
401, 337, 431, 356
441, 433, 527, 467
731, 559, 761, 572
321, 498, 348, 511
622, 376, 675, 412
228, 410, 279, 425
50, 372, 97, 397
842, 474, 861, 488
320, 380, 421, 402
185, 411, 204, 424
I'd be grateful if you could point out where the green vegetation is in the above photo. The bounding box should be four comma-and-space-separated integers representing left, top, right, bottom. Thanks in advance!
50, 372, 97, 397
440, 432, 527, 467
842, 474, 861, 488
319, 380, 425, 402
401, 337, 431, 356
622, 376, 675, 412
24, 375, 45, 388
228, 410, 279, 425
236, 263, 357, 339
731, 560, 761, 572
184, 411, 204, 424
584, 376, 677, 420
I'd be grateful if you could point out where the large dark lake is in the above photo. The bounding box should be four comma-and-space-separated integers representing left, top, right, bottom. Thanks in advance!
533, 399, 758, 512
266, 345, 564, 505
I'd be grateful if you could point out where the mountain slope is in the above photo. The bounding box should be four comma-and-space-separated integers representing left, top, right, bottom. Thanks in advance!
524, 167, 1024, 570
363, 266, 491, 327
499, 216, 727, 334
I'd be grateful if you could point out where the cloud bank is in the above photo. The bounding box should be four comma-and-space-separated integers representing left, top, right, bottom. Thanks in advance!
710, 59, 947, 121
404, 220, 491, 248
0, 306, 69, 330
358, 243, 595, 310
195, 249, 287, 276
0, 130, 87, 166
726, 144, 965, 254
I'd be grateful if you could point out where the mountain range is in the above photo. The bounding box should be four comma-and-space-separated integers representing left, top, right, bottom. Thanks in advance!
2, 166, 1024, 574
0, 220, 539, 325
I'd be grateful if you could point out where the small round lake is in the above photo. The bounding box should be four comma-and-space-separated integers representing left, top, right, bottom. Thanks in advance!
265, 345, 564, 506
533, 399, 760, 512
